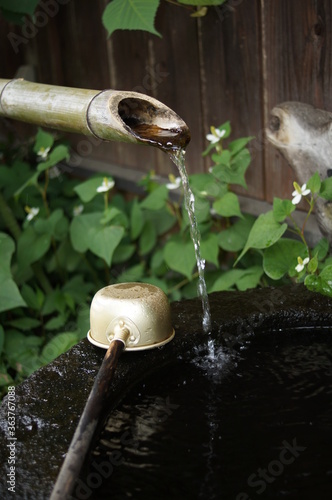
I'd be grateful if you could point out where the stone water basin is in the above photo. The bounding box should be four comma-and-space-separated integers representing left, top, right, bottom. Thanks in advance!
0, 284, 331, 499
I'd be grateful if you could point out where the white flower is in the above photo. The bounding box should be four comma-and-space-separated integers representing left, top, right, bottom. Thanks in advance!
25, 206, 39, 221
73, 205, 84, 216
166, 175, 181, 190
97, 177, 115, 193
292, 182, 311, 205
206, 128, 226, 144
295, 256, 309, 273
37, 146, 51, 161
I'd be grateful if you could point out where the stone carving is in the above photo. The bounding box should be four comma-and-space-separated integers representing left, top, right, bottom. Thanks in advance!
266, 101, 332, 242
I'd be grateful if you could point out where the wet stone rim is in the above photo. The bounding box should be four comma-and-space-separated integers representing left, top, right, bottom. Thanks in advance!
0, 284, 331, 498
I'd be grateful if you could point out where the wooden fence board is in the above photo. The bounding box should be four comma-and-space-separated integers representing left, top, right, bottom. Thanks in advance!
1, 0, 332, 206
151, 1, 205, 177
197, 2, 265, 199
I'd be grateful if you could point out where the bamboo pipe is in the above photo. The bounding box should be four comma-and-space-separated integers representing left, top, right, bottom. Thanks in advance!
0, 79, 190, 150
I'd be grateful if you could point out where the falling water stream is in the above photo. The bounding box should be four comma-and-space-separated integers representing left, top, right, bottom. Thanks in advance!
169, 148, 212, 335
120, 108, 211, 335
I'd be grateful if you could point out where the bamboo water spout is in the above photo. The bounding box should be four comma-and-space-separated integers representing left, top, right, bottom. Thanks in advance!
0, 78, 190, 151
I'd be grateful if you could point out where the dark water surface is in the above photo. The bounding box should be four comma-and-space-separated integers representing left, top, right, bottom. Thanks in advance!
88, 330, 332, 500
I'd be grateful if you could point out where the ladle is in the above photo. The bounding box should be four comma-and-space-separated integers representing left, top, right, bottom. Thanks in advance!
50, 282, 175, 499
0, 78, 190, 151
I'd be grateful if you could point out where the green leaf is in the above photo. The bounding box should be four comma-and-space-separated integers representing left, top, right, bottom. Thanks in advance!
304, 265, 332, 297
307, 171, 321, 194
34, 208, 68, 241
0, 232, 27, 312
273, 197, 295, 222
49, 238, 81, 272
210, 269, 246, 292
40, 332, 79, 364
0, 326, 4, 355
212, 192, 242, 218
218, 214, 255, 252
74, 176, 113, 203
228, 136, 253, 155
140, 185, 168, 210
17, 226, 51, 269
320, 176, 332, 200
189, 173, 227, 199
307, 255, 318, 274
45, 312, 69, 331
76, 305, 90, 340
20, 284, 45, 310
235, 211, 287, 265
33, 128, 54, 153
211, 150, 231, 167
211, 149, 250, 188
200, 233, 219, 267
313, 238, 329, 261
7, 317, 41, 331
71, 212, 126, 264
146, 207, 176, 235
70, 212, 124, 264
0, 160, 32, 198
62, 275, 93, 304
70, 213, 102, 253
100, 207, 126, 226
150, 248, 167, 275
4, 330, 43, 357
0, 0, 39, 15
4, 330, 43, 376
89, 225, 125, 266
113, 243, 136, 263
14, 171, 39, 198
235, 266, 264, 291
36, 145, 69, 173
164, 237, 196, 280
116, 263, 145, 283
42, 289, 67, 316
131, 199, 145, 239
210, 267, 263, 292
102, 0, 161, 38
139, 220, 157, 255
230, 148, 251, 188
263, 239, 305, 280
0, 233, 16, 282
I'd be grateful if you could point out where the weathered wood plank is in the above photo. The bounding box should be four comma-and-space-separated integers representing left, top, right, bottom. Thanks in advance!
197, 1, 265, 200
0, 17, 26, 78
151, 1, 204, 177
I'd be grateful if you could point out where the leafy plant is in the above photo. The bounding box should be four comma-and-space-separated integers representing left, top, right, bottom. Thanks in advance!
203, 124, 332, 297
0, 0, 40, 23
102, 0, 227, 37
1, 119, 331, 400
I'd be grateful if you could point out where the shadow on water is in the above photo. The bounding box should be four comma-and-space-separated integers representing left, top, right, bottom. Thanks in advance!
83, 328, 332, 500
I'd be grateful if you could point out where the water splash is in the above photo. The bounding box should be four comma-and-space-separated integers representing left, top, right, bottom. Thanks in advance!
169, 148, 211, 334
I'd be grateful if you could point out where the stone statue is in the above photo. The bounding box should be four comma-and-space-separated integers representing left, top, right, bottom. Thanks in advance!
266, 101, 332, 243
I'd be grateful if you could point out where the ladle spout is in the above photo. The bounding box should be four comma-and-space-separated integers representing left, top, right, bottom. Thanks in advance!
0, 79, 190, 151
